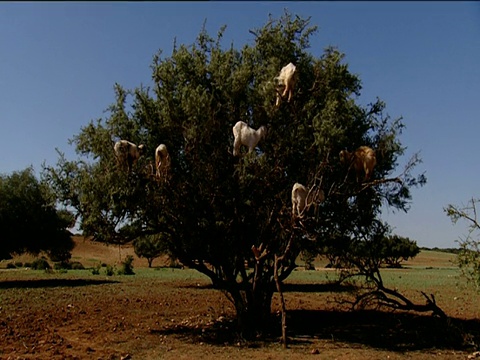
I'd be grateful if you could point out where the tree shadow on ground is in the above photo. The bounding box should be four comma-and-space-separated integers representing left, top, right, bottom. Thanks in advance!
286, 310, 479, 351
282, 282, 355, 293
181, 282, 354, 293
0, 278, 119, 289
153, 309, 480, 352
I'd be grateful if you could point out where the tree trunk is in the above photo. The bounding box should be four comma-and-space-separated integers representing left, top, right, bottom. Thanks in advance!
230, 287, 274, 339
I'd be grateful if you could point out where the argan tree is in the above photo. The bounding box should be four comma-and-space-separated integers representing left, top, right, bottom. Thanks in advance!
380, 235, 420, 268
0, 167, 74, 261
445, 198, 480, 291
133, 233, 168, 268
45, 12, 427, 337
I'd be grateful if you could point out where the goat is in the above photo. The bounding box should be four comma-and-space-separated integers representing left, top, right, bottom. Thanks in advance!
113, 140, 145, 173
232, 121, 267, 157
275, 62, 297, 106
155, 144, 171, 179
339, 146, 377, 182
291, 182, 325, 218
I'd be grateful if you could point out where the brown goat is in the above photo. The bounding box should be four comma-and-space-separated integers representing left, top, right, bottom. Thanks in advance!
339, 146, 377, 182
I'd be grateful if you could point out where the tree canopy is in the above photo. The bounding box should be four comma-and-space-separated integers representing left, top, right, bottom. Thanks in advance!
0, 167, 74, 261
445, 198, 480, 291
45, 12, 427, 336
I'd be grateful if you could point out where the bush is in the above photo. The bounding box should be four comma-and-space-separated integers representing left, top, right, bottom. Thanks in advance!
14, 261, 23, 268
91, 264, 101, 275
54, 261, 85, 270
105, 264, 115, 276
31, 257, 51, 270
71, 261, 85, 270
6, 263, 16, 269
54, 261, 71, 270
117, 255, 134, 275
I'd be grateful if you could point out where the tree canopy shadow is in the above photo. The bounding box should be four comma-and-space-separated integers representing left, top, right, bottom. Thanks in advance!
282, 282, 355, 293
0, 278, 119, 289
151, 309, 480, 352
286, 309, 479, 351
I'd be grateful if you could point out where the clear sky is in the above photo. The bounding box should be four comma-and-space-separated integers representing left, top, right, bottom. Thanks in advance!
1, 2, 479, 248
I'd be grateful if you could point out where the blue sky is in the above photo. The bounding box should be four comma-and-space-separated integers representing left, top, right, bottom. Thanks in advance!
1, 2, 479, 248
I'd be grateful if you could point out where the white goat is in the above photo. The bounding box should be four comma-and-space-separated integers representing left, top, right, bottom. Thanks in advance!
275, 62, 297, 106
113, 140, 145, 172
232, 121, 267, 157
155, 144, 170, 179
339, 146, 377, 182
291, 182, 325, 218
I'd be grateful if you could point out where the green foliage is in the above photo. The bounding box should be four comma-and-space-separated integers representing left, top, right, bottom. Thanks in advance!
105, 264, 116, 276
133, 233, 168, 267
379, 235, 420, 268
300, 250, 316, 270
30, 257, 51, 270
0, 167, 75, 260
117, 255, 135, 275
445, 198, 480, 291
45, 11, 426, 335
54, 261, 85, 270
91, 264, 101, 275
71, 261, 85, 270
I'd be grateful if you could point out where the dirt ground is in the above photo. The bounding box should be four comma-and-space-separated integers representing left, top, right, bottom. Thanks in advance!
0, 237, 479, 360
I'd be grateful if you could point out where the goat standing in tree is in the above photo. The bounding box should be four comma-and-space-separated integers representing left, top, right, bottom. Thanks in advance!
275, 62, 297, 107
232, 121, 267, 157
339, 146, 377, 183
155, 144, 170, 180
114, 140, 145, 173
291, 182, 325, 218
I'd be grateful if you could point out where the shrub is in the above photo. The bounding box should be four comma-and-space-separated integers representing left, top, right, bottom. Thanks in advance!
91, 264, 101, 275
6, 263, 16, 269
54, 261, 71, 270
105, 264, 115, 276
117, 255, 135, 275
71, 261, 85, 270
31, 257, 51, 270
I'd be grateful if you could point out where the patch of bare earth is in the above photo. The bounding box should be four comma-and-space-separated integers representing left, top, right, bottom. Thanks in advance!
0, 238, 478, 360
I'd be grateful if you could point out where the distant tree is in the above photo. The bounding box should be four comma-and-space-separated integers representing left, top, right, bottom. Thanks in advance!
379, 235, 420, 268
45, 12, 429, 338
133, 233, 168, 267
445, 198, 480, 291
117, 255, 135, 275
0, 167, 74, 260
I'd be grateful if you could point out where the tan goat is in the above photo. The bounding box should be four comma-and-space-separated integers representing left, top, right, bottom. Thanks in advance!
114, 140, 145, 173
339, 146, 377, 182
155, 144, 170, 179
275, 62, 297, 106
291, 182, 325, 218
